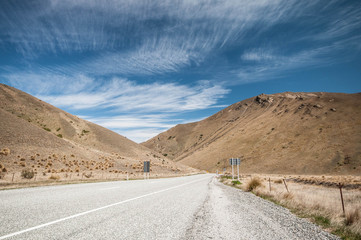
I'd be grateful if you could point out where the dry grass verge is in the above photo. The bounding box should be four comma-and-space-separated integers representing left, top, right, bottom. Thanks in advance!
220, 175, 361, 240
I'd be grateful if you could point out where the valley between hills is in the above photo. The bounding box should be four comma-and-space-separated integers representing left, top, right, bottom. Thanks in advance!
1, 83, 360, 184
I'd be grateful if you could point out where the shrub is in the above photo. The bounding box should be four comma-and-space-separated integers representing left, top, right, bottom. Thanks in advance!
49, 174, 60, 180
283, 192, 294, 200
84, 172, 92, 178
57, 134, 63, 138
232, 180, 241, 185
43, 127, 51, 132
314, 215, 331, 228
346, 208, 360, 226
0, 148, 10, 156
246, 178, 262, 191
21, 169, 35, 179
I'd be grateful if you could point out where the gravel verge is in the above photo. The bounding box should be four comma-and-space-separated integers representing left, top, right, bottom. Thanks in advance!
184, 177, 339, 240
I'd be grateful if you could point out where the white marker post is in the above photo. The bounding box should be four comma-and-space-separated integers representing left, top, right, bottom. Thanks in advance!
231, 158, 234, 180
237, 158, 240, 181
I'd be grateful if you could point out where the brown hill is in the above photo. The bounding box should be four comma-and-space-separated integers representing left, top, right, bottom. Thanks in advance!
143, 92, 361, 175
0, 83, 196, 181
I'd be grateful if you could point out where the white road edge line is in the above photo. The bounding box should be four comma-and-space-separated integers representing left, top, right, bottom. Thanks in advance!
0, 176, 211, 240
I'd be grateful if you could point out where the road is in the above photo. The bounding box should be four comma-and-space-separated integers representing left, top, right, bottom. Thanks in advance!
0, 174, 338, 240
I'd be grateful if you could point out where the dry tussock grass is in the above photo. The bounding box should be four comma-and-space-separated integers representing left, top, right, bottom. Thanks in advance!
0, 148, 10, 156
240, 176, 361, 237
246, 177, 262, 191
49, 174, 60, 180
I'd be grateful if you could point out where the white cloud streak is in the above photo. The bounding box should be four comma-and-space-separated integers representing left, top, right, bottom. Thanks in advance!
5, 74, 229, 142
2, 0, 359, 77
28, 77, 229, 113
237, 36, 361, 83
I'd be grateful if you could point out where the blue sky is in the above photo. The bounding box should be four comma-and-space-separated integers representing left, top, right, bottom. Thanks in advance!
0, 0, 360, 143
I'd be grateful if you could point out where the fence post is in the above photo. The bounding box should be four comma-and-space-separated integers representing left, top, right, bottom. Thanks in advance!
269, 178, 271, 192
338, 183, 345, 216
283, 179, 289, 193
12, 173, 15, 182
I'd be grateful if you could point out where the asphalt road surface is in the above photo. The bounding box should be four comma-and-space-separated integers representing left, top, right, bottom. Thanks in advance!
0, 174, 338, 240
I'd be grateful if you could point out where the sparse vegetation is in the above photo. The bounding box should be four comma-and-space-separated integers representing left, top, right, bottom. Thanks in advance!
21, 169, 35, 179
223, 176, 361, 240
57, 134, 63, 138
314, 215, 331, 228
246, 178, 262, 191
56, 127, 61, 131
0, 148, 10, 156
84, 172, 93, 178
232, 180, 241, 185
49, 174, 60, 180
346, 208, 360, 226
43, 127, 51, 132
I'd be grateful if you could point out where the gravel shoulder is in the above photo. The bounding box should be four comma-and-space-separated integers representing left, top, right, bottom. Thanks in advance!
184, 177, 339, 240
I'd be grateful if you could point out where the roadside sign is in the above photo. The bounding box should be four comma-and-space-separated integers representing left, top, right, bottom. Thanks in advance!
229, 157, 242, 181
143, 161, 150, 173
229, 158, 241, 165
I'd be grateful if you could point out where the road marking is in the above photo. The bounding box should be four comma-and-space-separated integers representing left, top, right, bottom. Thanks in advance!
0, 175, 211, 240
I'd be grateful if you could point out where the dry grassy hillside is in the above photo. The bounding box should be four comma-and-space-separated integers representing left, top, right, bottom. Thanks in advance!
0, 84, 196, 182
143, 92, 361, 175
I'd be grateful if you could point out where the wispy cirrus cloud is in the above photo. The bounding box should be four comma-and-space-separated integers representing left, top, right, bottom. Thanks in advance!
1, 0, 361, 142
237, 35, 361, 83
29, 77, 229, 113
4, 74, 229, 142
2, 0, 360, 77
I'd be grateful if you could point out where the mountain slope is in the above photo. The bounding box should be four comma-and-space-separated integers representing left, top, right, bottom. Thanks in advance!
0, 84, 195, 179
143, 92, 361, 175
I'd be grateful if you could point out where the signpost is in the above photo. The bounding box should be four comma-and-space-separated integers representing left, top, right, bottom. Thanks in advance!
229, 158, 241, 180
143, 161, 150, 180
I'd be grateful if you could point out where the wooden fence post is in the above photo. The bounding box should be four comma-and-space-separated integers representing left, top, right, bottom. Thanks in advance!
338, 183, 345, 216
283, 179, 289, 193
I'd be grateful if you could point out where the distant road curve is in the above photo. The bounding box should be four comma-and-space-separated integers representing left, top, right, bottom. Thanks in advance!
0, 174, 338, 240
